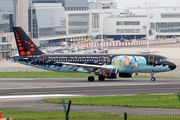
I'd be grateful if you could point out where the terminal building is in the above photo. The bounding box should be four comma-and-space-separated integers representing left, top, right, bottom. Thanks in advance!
0, 0, 180, 58
0, 0, 14, 59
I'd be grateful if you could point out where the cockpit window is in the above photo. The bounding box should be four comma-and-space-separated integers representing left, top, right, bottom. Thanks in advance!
160, 59, 170, 62
165, 59, 170, 61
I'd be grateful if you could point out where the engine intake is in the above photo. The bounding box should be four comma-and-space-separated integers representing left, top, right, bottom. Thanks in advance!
101, 68, 119, 78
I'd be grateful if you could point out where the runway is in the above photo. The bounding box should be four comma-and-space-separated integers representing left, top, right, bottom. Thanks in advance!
0, 78, 180, 115
0, 78, 180, 96
0, 43, 180, 115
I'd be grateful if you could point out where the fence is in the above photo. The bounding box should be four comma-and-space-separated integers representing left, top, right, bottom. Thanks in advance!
71, 39, 178, 48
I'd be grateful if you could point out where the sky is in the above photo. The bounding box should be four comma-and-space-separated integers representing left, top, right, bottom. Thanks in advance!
114, 0, 180, 8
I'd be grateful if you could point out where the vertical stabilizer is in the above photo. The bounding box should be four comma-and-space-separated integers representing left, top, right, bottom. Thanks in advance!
13, 27, 44, 56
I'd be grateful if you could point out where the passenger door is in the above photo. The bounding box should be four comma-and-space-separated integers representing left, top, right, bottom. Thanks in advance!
148, 55, 154, 66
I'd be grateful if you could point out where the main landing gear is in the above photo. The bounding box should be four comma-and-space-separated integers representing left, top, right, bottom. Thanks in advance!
88, 72, 105, 82
151, 72, 155, 81
98, 75, 105, 81
88, 76, 95, 81
88, 72, 95, 82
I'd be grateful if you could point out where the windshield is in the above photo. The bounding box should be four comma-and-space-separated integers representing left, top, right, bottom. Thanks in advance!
160, 58, 170, 62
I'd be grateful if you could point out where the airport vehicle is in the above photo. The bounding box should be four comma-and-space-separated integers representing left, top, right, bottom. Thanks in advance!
9, 27, 176, 82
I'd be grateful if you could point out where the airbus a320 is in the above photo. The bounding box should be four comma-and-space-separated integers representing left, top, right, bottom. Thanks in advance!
9, 27, 176, 82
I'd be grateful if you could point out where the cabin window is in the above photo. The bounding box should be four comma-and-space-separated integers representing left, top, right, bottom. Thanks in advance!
165, 59, 169, 61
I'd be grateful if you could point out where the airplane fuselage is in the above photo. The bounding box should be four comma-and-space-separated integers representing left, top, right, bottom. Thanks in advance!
13, 53, 176, 76
10, 27, 176, 81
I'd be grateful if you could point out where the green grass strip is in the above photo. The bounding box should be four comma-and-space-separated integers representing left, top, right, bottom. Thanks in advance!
1, 110, 180, 120
1, 110, 120, 120
0, 71, 178, 79
44, 94, 180, 109
0, 71, 91, 78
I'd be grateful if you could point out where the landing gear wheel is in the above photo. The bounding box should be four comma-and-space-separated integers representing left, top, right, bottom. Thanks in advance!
88, 76, 95, 82
151, 77, 155, 81
98, 76, 105, 81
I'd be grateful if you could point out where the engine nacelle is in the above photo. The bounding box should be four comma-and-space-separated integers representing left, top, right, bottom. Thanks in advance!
119, 73, 133, 78
101, 68, 119, 78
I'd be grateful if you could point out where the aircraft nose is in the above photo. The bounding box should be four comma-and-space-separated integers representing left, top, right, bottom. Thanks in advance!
169, 62, 176, 70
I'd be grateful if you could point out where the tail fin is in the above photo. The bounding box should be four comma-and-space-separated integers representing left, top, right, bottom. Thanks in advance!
13, 27, 44, 56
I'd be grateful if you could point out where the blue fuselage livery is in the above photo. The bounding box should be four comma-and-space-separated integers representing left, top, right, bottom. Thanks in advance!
9, 27, 176, 82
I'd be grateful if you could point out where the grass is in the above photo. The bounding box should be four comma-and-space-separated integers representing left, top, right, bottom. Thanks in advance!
1, 110, 180, 120
0, 71, 91, 78
0, 71, 178, 79
44, 94, 180, 109
0, 110, 120, 120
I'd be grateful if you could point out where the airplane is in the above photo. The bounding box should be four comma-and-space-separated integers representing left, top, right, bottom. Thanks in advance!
9, 27, 176, 82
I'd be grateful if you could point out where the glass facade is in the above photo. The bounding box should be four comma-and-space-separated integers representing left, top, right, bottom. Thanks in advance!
161, 13, 180, 18
32, 0, 88, 11
0, 0, 13, 32
28, 4, 66, 38
65, 7, 87, 11
150, 22, 180, 33
0, 13, 13, 32
0, 0, 13, 12
28, 9, 38, 38
68, 13, 89, 35
116, 29, 140, 33
92, 13, 99, 28
117, 21, 140, 25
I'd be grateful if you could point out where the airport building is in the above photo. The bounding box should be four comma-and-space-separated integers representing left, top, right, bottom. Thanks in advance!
1, 0, 180, 58
0, 0, 14, 59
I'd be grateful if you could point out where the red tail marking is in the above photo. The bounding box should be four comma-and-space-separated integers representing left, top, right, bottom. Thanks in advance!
25, 41, 28, 43
19, 47, 23, 50
30, 44, 34, 47
15, 30, 17, 35
16, 35, 18, 37
26, 51, 31, 55
17, 37, 20, 39
20, 51, 25, 55
30, 48, 35, 52
17, 40, 21, 42
18, 43, 22, 46
28, 42, 31, 44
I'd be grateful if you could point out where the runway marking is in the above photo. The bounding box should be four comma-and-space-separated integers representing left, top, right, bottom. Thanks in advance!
9, 87, 180, 95
0, 94, 83, 99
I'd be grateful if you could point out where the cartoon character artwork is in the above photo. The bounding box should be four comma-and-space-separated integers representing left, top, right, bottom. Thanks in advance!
112, 56, 147, 69
122, 57, 134, 69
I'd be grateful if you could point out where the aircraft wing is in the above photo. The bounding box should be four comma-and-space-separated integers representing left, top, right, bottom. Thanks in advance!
60, 62, 115, 72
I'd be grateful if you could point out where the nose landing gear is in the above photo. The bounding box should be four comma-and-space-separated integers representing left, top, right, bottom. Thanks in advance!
151, 72, 155, 81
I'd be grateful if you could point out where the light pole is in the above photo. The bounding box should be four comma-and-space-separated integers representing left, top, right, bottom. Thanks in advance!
100, 11, 104, 52
145, 2, 150, 51
31, 0, 33, 38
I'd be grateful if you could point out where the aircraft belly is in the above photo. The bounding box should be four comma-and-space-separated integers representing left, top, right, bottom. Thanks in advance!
117, 65, 171, 73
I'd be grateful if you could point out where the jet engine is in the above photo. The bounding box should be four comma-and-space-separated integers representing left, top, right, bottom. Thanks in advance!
119, 73, 133, 78
101, 68, 119, 78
